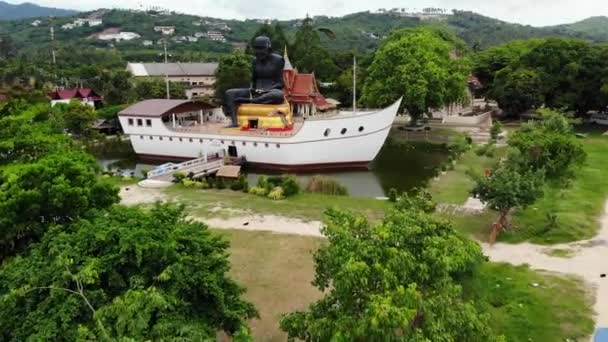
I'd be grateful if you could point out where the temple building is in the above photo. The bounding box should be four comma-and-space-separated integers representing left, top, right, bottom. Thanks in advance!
282, 49, 336, 116
48, 88, 103, 108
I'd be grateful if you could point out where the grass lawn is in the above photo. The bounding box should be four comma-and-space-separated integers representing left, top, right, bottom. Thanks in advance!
165, 185, 390, 222
101, 175, 141, 187
217, 230, 594, 341
501, 130, 608, 244
429, 149, 504, 205
433, 128, 608, 244
214, 229, 324, 341
463, 263, 595, 341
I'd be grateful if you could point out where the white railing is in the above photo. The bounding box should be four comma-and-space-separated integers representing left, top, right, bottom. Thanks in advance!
147, 155, 223, 179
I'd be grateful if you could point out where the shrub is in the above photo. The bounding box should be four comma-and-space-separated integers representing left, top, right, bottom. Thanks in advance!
267, 186, 285, 200
306, 176, 348, 196
281, 175, 300, 196
195, 180, 209, 189
490, 121, 503, 142
238, 175, 249, 193
173, 172, 186, 183
216, 178, 226, 190
141, 168, 150, 179
183, 180, 197, 188
249, 186, 268, 196
388, 188, 399, 202
448, 133, 471, 158
256, 175, 268, 189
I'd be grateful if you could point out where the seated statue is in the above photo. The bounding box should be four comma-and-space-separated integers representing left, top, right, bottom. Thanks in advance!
224, 36, 285, 127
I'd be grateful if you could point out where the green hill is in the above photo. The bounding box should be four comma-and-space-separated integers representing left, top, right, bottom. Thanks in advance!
553, 16, 608, 42
0, 1, 77, 20
0, 8, 606, 58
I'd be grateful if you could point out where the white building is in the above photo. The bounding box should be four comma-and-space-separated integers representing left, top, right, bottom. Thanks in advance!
206, 31, 226, 42
154, 26, 176, 35
143, 40, 154, 46
31, 20, 42, 27
98, 32, 141, 42
87, 18, 103, 27
126, 62, 219, 99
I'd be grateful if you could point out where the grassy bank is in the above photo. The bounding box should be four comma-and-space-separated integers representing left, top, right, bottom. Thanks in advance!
502, 129, 608, 243
217, 229, 594, 341
432, 127, 608, 244
164, 185, 390, 222
463, 263, 595, 341
429, 149, 502, 205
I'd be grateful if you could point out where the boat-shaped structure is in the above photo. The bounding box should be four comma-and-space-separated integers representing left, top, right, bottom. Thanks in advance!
118, 98, 401, 171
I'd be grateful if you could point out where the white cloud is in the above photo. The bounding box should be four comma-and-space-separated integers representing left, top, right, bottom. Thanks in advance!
6, 0, 608, 26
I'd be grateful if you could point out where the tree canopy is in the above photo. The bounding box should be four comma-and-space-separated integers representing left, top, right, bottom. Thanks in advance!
361, 27, 470, 125
214, 52, 252, 103
280, 192, 498, 341
0, 203, 257, 341
290, 17, 339, 81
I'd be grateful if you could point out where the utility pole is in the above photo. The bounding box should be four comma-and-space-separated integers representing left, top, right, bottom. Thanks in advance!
49, 16, 56, 65
353, 54, 357, 114
163, 39, 170, 99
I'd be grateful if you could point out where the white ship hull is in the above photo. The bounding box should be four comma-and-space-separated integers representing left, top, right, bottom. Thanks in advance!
119, 99, 401, 171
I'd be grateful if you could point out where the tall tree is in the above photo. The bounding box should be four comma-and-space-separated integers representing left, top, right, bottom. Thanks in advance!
361, 27, 470, 125
214, 52, 252, 104
280, 199, 498, 341
52, 101, 98, 137
0, 204, 257, 340
490, 67, 544, 116
290, 17, 339, 81
248, 23, 289, 55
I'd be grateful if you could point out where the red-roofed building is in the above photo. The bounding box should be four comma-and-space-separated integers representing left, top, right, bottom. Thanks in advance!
48, 88, 103, 108
283, 49, 336, 116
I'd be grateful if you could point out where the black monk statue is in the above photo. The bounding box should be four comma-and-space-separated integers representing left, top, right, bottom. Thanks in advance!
224, 36, 286, 127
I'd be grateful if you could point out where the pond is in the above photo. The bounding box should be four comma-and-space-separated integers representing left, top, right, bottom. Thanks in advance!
97, 142, 449, 198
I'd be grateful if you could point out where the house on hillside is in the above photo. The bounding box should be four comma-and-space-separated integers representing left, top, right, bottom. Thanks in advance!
48, 88, 103, 108
126, 62, 219, 99
98, 31, 141, 42
283, 50, 336, 116
31, 20, 42, 27
154, 26, 176, 35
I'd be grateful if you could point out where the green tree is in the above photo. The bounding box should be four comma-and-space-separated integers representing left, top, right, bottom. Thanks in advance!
134, 78, 188, 100
0, 203, 257, 340
290, 17, 339, 81
0, 151, 119, 260
214, 52, 252, 104
490, 67, 544, 116
280, 205, 498, 341
472, 164, 545, 243
508, 108, 586, 180
361, 28, 470, 126
52, 101, 98, 137
248, 23, 289, 55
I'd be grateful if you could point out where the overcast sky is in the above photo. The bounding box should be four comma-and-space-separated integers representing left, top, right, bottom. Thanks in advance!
8, 0, 608, 26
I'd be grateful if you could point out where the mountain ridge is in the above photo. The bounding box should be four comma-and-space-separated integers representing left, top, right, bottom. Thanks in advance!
0, 1, 78, 20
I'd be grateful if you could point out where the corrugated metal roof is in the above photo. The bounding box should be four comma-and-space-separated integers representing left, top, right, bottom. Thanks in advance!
127, 62, 218, 77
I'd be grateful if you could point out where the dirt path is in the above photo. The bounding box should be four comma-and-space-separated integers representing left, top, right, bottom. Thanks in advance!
119, 186, 607, 330
482, 200, 608, 330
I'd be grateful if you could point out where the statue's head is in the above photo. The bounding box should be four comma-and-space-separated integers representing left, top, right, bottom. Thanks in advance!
252, 36, 272, 60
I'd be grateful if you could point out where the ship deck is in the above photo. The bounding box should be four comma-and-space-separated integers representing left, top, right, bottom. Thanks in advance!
168, 118, 306, 137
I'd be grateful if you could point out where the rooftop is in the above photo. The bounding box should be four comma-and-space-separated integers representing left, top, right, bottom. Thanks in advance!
127, 62, 219, 77
119, 99, 211, 117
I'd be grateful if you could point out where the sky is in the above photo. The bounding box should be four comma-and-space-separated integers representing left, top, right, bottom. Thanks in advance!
7, 0, 608, 26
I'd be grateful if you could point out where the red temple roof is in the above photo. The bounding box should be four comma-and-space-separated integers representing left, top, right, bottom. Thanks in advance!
48, 88, 103, 101
282, 50, 335, 111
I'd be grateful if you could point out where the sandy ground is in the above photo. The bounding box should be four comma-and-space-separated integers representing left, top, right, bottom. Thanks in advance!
119, 186, 167, 206
119, 185, 607, 330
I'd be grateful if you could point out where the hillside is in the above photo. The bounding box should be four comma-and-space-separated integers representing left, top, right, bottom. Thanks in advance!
0, 8, 606, 58
0, 1, 77, 20
553, 16, 608, 42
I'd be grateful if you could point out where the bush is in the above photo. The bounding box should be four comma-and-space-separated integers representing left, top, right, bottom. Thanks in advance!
267, 186, 285, 200
216, 178, 226, 190
249, 186, 268, 196
141, 168, 150, 179
281, 175, 300, 196
195, 180, 209, 189
256, 175, 268, 189
388, 188, 399, 202
490, 121, 503, 142
448, 133, 472, 158
476, 143, 496, 157
305, 176, 348, 196
183, 180, 197, 188
173, 172, 186, 183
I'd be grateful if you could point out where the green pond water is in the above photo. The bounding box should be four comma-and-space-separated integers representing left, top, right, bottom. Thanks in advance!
97, 142, 449, 198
